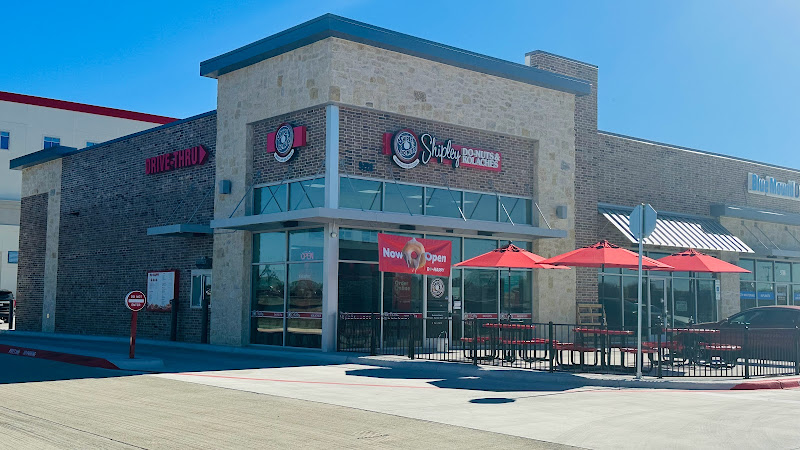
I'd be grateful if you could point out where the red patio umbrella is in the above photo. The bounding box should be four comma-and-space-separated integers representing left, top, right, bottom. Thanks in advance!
539, 240, 673, 270
656, 248, 751, 273
454, 244, 569, 320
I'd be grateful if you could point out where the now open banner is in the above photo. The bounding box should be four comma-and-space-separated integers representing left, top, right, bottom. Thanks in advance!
378, 233, 452, 277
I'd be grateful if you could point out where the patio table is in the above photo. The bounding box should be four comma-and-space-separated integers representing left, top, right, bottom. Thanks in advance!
573, 328, 635, 369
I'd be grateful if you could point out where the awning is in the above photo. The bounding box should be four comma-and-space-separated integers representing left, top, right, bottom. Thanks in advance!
598, 204, 753, 253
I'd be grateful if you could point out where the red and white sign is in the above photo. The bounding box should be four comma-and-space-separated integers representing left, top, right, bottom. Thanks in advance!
125, 291, 147, 312
266, 124, 307, 162
378, 233, 452, 277
145, 145, 208, 175
382, 129, 501, 172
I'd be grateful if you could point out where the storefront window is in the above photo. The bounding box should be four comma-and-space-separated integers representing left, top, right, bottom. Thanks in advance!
254, 232, 286, 263
501, 270, 532, 315
756, 260, 773, 282
793, 285, 800, 306
673, 278, 693, 326
339, 178, 382, 211
463, 192, 497, 221
757, 283, 775, 306
775, 262, 792, 282
383, 272, 423, 313
463, 269, 498, 314
253, 184, 287, 215
289, 177, 325, 210
794, 263, 800, 283
429, 234, 462, 264
427, 276, 449, 312
339, 228, 378, 261
338, 262, 380, 313
740, 280, 757, 311
288, 229, 324, 262
384, 183, 423, 215
464, 238, 498, 260
251, 264, 286, 346
425, 187, 462, 218
697, 280, 715, 323
499, 196, 532, 225
599, 274, 622, 327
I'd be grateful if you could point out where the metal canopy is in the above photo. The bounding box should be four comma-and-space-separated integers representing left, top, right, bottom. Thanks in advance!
210, 207, 566, 240
598, 204, 753, 253
147, 224, 213, 236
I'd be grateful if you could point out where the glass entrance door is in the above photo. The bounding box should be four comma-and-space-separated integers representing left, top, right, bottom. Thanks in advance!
776, 284, 789, 305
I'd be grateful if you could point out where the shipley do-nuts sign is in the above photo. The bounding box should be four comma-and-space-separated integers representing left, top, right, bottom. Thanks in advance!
378, 233, 452, 277
267, 123, 308, 163
382, 129, 502, 172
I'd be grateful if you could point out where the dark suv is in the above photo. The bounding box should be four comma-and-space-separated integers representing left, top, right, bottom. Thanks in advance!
0, 289, 14, 324
693, 305, 800, 360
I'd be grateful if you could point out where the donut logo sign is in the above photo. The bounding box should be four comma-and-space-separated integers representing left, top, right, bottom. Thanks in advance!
266, 123, 307, 163
378, 233, 452, 277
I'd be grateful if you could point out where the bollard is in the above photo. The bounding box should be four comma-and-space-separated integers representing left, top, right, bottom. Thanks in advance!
548, 322, 555, 373
743, 325, 750, 379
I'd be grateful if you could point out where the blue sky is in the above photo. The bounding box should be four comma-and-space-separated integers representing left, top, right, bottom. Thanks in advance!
3, 1, 798, 168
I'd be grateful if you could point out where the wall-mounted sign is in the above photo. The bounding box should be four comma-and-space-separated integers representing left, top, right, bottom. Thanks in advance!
382, 129, 501, 172
748, 173, 800, 202
147, 270, 179, 312
267, 123, 307, 162
146, 145, 208, 175
378, 233, 452, 277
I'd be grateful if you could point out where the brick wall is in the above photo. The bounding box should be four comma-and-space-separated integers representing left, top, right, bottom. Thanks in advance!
338, 106, 537, 198
15, 193, 47, 331
528, 51, 599, 302
54, 112, 216, 341
252, 107, 327, 186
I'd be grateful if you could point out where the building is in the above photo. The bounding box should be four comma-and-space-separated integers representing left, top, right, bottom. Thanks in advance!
0, 91, 176, 298
10, 15, 800, 350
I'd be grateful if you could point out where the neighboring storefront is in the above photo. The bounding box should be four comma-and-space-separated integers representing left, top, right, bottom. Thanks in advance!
11, 14, 800, 351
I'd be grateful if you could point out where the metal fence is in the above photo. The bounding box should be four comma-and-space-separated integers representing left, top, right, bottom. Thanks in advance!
337, 313, 800, 378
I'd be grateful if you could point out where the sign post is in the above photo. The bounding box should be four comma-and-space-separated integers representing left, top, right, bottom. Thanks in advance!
125, 291, 147, 359
629, 204, 657, 379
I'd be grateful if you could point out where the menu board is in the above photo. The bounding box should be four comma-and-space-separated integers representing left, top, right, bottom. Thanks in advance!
147, 270, 178, 312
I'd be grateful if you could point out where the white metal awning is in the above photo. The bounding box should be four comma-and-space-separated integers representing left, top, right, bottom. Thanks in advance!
599, 204, 753, 253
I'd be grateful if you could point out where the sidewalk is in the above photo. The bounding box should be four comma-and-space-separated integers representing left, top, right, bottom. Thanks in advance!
1, 330, 798, 390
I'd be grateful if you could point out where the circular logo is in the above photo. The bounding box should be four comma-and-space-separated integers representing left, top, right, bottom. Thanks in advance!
274, 123, 295, 162
392, 129, 420, 169
430, 278, 445, 299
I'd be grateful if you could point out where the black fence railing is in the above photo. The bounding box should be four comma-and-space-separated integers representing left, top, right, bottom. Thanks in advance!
337, 313, 800, 378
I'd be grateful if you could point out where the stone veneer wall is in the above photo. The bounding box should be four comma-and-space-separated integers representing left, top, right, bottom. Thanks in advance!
15, 192, 47, 332
214, 36, 578, 336
53, 113, 216, 341
339, 106, 536, 197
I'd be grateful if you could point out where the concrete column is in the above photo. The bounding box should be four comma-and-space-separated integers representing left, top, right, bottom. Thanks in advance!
324, 104, 339, 209
41, 188, 61, 332
322, 223, 339, 352
719, 251, 741, 319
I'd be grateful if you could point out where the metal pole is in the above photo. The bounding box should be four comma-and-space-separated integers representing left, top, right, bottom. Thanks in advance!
636, 203, 644, 379
200, 275, 209, 344
129, 310, 138, 359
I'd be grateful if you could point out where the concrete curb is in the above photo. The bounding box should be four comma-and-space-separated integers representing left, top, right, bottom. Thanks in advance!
3, 330, 799, 390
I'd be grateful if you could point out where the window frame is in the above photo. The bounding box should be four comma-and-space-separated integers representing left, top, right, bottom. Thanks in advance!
43, 136, 60, 149
0, 131, 9, 150
190, 269, 212, 309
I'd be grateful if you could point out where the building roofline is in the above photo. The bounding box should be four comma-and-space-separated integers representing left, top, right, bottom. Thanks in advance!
599, 130, 800, 174
200, 14, 591, 97
10, 110, 216, 170
525, 50, 598, 69
0, 91, 177, 124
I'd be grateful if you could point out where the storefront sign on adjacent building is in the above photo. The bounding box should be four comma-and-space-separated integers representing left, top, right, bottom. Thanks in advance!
145, 145, 208, 175
378, 233, 452, 277
748, 173, 800, 202
383, 129, 501, 172
267, 123, 307, 162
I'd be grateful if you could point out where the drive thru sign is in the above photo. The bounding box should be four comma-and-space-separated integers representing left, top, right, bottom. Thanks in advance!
125, 291, 146, 358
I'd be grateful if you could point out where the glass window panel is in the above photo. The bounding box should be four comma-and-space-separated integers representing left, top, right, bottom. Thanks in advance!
288, 228, 323, 262
338, 262, 380, 313
599, 274, 623, 328
463, 269, 498, 314
426, 235, 462, 264
251, 264, 286, 346
0, 131, 9, 150
740, 280, 756, 302
287, 262, 323, 349
501, 270, 532, 316
464, 238, 498, 260
254, 184, 287, 215
794, 264, 800, 283
672, 278, 693, 327
289, 177, 325, 210
384, 183, 423, 215
339, 228, 378, 261
499, 240, 532, 252
383, 272, 423, 313
463, 192, 497, 221
427, 276, 450, 312
757, 283, 775, 306
776, 284, 790, 305
425, 187, 462, 218
738, 259, 755, 281
622, 276, 644, 329
339, 177, 382, 211
253, 232, 286, 263
775, 262, 792, 282
499, 196, 532, 225
756, 261, 773, 282
793, 285, 800, 306
697, 280, 715, 323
